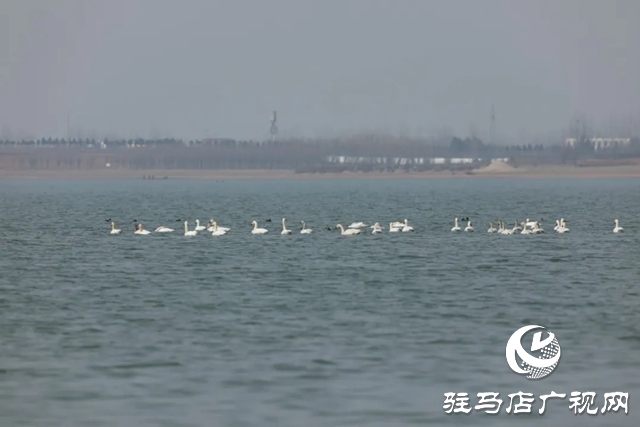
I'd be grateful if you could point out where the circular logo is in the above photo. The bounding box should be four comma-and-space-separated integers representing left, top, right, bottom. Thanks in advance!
505, 325, 561, 380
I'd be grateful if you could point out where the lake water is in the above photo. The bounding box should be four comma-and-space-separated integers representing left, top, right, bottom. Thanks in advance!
1, 178, 639, 427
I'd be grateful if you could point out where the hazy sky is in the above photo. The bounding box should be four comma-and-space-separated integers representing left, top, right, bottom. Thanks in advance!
0, 0, 638, 141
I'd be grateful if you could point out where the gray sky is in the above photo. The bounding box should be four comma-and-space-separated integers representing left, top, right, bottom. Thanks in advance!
1, 0, 638, 141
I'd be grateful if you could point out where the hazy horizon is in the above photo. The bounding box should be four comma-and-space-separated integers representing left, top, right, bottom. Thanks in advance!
1, 0, 639, 142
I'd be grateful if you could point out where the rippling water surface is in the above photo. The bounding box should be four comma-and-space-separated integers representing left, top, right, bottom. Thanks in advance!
1, 178, 639, 427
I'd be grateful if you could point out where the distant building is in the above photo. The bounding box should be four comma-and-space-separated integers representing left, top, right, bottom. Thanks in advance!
565, 137, 631, 150
450, 158, 475, 164
325, 156, 480, 165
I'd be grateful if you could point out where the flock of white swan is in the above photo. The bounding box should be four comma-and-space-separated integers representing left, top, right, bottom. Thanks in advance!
108, 217, 626, 236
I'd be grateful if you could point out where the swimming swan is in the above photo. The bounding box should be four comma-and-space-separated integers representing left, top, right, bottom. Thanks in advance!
487, 222, 497, 233
451, 217, 462, 232
499, 221, 515, 235
251, 220, 269, 234
134, 223, 151, 235
194, 219, 206, 232
389, 222, 401, 232
281, 218, 292, 235
613, 219, 624, 233
337, 224, 361, 235
464, 220, 474, 232
497, 221, 506, 234
401, 219, 414, 232
530, 221, 544, 234
390, 220, 405, 228
348, 222, 367, 229
211, 221, 227, 236
557, 219, 569, 233
300, 220, 313, 234
154, 225, 174, 233
109, 221, 121, 235
208, 219, 230, 232
184, 221, 198, 236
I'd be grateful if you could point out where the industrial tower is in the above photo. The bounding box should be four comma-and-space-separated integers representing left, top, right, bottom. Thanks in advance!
270, 111, 278, 142
489, 104, 496, 144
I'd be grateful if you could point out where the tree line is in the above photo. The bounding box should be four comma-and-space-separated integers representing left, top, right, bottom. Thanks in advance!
0, 135, 566, 155
1, 135, 640, 172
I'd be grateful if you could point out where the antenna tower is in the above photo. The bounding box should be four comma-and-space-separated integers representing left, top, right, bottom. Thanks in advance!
270, 111, 278, 142
489, 104, 496, 144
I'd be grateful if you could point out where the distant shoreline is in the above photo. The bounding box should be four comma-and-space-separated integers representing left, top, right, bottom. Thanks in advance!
2, 164, 640, 180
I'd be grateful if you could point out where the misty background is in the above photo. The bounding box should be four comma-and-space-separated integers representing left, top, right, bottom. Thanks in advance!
0, 0, 638, 142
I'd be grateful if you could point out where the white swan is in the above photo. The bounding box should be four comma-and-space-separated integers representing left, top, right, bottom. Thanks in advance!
525, 218, 537, 228
389, 222, 401, 232
208, 219, 230, 232
401, 219, 414, 232
337, 224, 361, 235
557, 219, 569, 233
451, 217, 462, 232
390, 220, 405, 228
464, 220, 474, 232
135, 224, 151, 235
134, 223, 151, 235
371, 222, 384, 233
211, 221, 227, 236
553, 220, 561, 232
300, 220, 313, 234
194, 219, 206, 232
521, 225, 532, 235
370, 222, 385, 229
251, 220, 268, 234
109, 221, 121, 235
613, 219, 624, 233
184, 221, 197, 236
154, 225, 174, 233
499, 221, 515, 235
487, 222, 497, 233
498, 221, 506, 234
531, 221, 545, 234
513, 222, 522, 234
348, 222, 367, 229
281, 218, 292, 235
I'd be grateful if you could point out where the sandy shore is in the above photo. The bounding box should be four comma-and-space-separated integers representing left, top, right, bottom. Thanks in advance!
2, 165, 640, 180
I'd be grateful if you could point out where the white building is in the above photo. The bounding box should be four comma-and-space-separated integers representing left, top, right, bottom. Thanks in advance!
565, 137, 631, 150
325, 156, 481, 165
